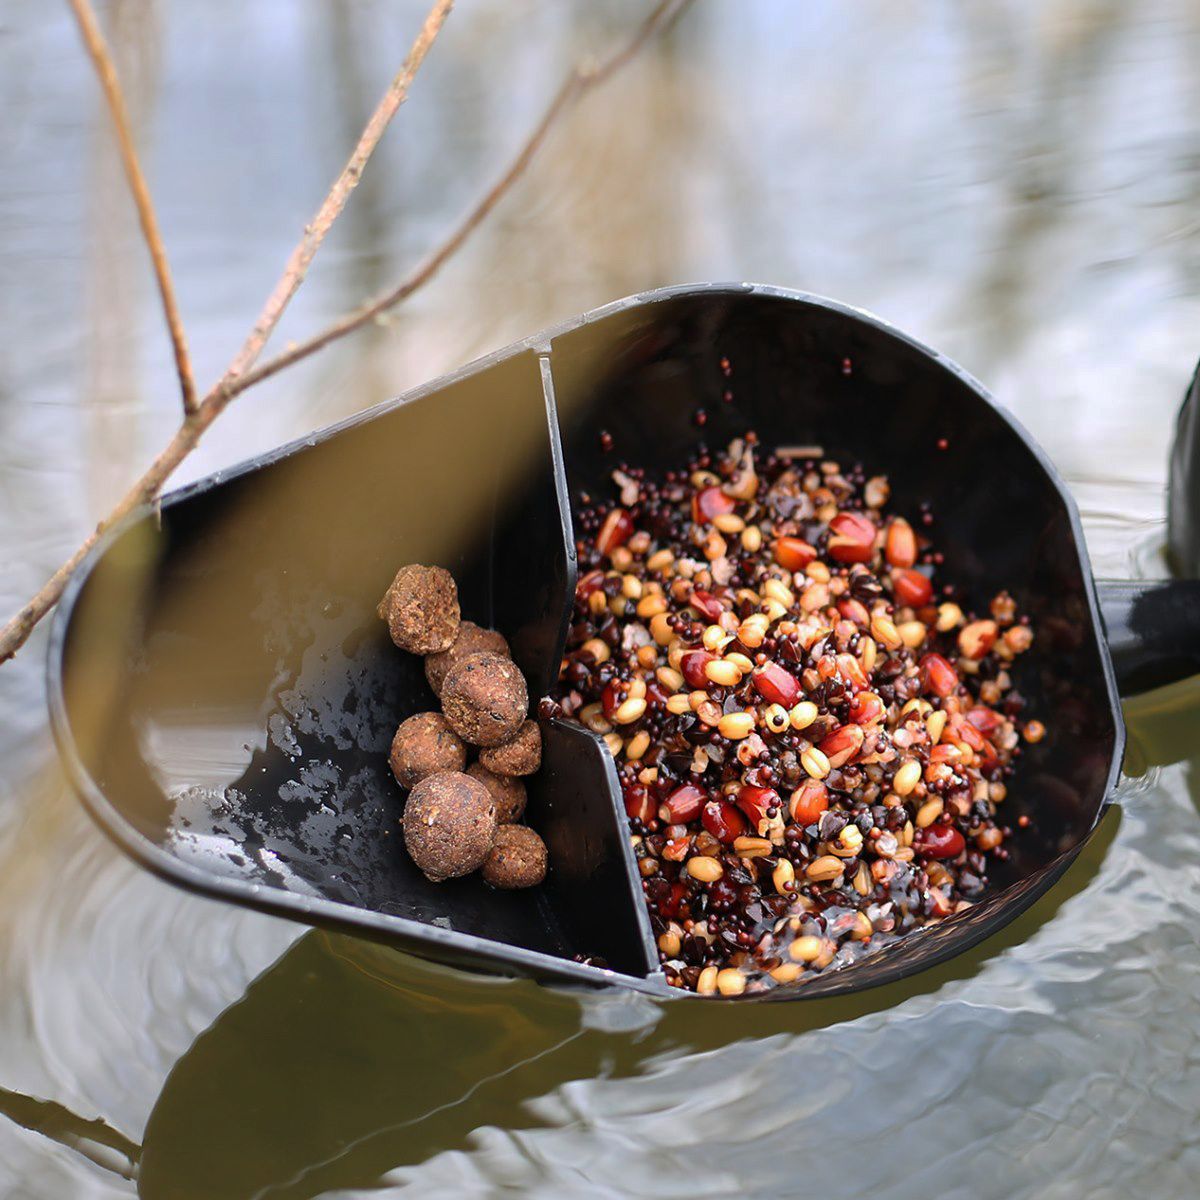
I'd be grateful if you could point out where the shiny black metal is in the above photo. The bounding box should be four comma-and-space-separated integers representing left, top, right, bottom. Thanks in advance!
1098, 579, 1200, 695
46, 284, 1197, 1000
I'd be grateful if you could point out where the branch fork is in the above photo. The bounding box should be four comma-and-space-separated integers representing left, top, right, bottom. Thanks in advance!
0, 0, 691, 664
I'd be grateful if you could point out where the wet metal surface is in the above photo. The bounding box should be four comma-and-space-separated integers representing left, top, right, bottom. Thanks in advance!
2, 1, 1200, 1196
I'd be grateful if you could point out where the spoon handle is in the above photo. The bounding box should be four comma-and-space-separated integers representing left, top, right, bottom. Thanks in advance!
1097, 578, 1200, 695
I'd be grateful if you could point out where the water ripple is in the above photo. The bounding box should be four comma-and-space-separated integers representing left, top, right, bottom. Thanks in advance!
0, 767, 300, 1193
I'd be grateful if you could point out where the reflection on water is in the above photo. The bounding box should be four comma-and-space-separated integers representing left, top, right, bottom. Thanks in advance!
135, 814, 1122, 1200
2, 0, 1200, 1196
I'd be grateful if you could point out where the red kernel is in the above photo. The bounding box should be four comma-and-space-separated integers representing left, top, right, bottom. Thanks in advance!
774, 536, 816, 572
919, 652, 959, 697
692, 486, 735, 526
681, 650, 717, 689
827, 511, 876, 564
662, 836, 691, 862
735, 785, 780, 828
848, 692, 884, 725
837, 597, 871, 627
965, 706, 1002, 735
789, 779, 829, 826
953, 716, 988, 752
623, 782, 655, 824
660, 881, 688, 919
576, 569, 606, 599
818, 723, 865, 769
835, 653, 869, 692
690, 589, 725, 622
665, 784, 706, 824
913, 823, 966, 860
885, 518, 918, 569
596, 508, 634, 555
893, 569, 934, 608
751, 661, 801, 707
701, 798, 747, 843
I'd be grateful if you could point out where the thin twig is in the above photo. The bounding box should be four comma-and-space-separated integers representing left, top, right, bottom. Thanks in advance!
219, 0, 454, 387
228, 0, 695, 396
231, 75, 583, 393
0, 0, 691, 664
0, 0, 453, 664
67, 0, 197, 415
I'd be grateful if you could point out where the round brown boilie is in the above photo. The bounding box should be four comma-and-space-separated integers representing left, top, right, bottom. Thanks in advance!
425, 621, 510, 697
402, 770, 496, 882
441, 652, 528, 747
378, 564, 460, 654
389, 712, 467, 789
482, 824, 547, 889
466, 763, 527, 824
478, 720, 542, 777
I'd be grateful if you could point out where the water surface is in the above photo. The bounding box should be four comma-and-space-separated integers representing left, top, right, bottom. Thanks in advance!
2, 2, 1200, 1196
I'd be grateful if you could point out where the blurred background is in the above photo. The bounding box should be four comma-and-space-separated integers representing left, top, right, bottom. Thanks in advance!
3, 0, 1200, 1196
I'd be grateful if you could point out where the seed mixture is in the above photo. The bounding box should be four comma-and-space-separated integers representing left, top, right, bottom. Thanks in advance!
379, 564, 547, 888
551, 436, 1041, 996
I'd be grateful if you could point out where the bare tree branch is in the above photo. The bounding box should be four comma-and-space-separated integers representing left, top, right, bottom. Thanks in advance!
67, 0, 197, 415
0, 0, 454, 664
220, 0, 454, 388
225, 0, 695, 397
0, 0, 691, 664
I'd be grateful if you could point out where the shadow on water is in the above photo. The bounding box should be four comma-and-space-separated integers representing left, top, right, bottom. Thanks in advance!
135, 806, 1118, 1200
0, 1087, 139, 1183
1122, 673, 1200, 781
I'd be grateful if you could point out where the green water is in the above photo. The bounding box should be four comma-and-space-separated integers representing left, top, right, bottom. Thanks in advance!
3, 2, 1200, 1196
